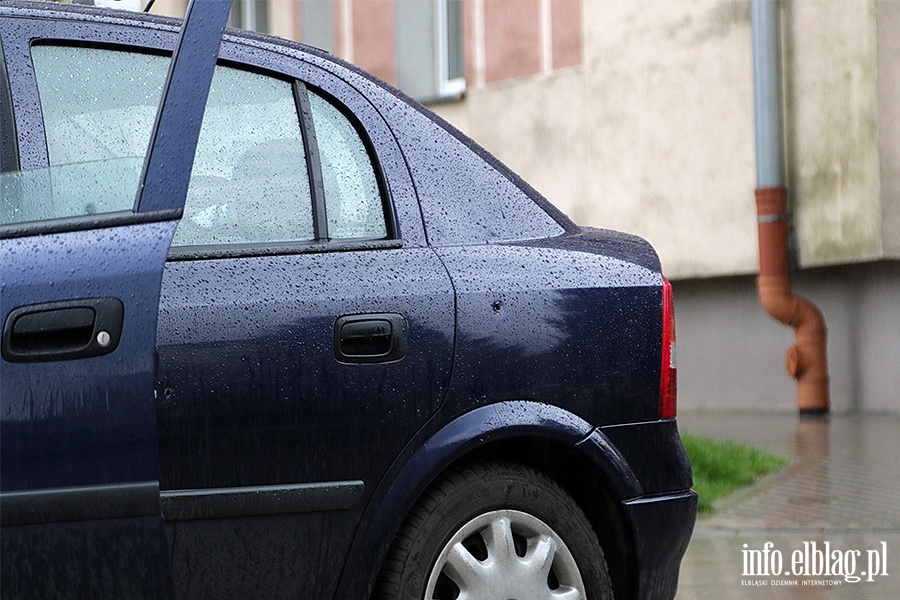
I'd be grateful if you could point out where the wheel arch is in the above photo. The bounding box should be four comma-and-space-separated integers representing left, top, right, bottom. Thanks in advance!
334, 400, 644, 600
454, 435, 639, 600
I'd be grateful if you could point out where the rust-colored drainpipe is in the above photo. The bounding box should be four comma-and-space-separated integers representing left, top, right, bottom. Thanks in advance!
756, 187, 829, 414
752, 0, 829, 414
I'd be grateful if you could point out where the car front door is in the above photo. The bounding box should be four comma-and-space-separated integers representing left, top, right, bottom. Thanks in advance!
0, 2, 231, 597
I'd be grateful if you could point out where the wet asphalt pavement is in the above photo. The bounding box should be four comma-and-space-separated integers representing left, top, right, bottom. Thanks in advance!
674, 411, 900, 599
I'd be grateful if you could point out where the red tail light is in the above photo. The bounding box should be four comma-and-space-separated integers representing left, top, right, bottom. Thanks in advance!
659, 277, 677, 419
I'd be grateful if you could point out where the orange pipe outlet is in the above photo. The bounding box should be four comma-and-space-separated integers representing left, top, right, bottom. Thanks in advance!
756, 187, 830, 414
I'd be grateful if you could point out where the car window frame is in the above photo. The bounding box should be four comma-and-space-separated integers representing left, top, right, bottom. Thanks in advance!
0, 35, 18, 174
207, 34, 422, 249
169, 63, 319, 249
168, 74, 398, 259
303, 83, 394, 243
1, 17, 404, 251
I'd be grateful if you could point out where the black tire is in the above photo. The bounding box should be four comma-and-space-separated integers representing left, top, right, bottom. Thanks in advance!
375, 461, 613, 600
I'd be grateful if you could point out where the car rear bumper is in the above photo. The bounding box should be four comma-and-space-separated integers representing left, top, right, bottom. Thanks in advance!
623, 489, 698, 600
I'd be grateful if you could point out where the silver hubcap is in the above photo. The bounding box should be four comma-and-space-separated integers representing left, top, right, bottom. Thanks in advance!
425, 509, 586, 600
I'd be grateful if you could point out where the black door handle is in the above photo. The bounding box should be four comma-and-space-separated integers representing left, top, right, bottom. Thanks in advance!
334, 314, 407, 363
2, 298, 124, 363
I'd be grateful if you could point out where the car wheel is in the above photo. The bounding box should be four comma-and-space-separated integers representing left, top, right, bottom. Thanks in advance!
375, 461, 613, 600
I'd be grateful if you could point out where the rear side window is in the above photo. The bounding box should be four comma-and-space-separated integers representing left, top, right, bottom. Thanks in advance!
310, 93, 386, 240
174, 65, 314, 246
21, 44, 387, 244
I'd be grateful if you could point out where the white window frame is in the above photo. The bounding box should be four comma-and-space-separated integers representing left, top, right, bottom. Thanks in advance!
436, 0, 466, 98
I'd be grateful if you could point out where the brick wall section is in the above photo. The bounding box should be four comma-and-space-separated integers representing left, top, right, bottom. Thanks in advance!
352, 0, 398, 85
551, 0, 581, 69
484, 0, 542, 83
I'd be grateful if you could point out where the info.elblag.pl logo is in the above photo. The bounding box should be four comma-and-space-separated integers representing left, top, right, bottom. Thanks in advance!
741, 541, 889, 587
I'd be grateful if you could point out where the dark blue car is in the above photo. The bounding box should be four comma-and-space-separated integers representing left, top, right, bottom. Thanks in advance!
0, 2, 696, 598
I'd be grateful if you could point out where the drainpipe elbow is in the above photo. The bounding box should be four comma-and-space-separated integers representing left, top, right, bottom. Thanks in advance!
756, 188, 830, 414
756, 279, 830, 413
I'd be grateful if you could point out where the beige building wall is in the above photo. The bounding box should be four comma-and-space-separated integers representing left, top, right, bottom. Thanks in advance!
433, 0, 900, 279
785, 0, 883, 267
876, 0, 900, 258
151, 0, 184, 19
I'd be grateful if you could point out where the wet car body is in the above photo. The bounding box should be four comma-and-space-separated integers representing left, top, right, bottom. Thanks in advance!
0, 2, 696, 599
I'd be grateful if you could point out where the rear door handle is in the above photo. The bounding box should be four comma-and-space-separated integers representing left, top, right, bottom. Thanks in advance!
2, 298, 124, 362
334, 314, 407, 363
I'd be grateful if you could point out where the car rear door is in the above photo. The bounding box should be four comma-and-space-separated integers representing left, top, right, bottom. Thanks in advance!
0, 2, 230, 597
150, 47, 455, 598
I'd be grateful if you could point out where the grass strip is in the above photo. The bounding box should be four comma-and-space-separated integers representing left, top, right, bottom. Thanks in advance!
682, 432, 789, 513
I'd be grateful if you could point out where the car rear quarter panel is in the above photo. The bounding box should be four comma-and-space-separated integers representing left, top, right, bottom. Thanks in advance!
436, 235, 664, 426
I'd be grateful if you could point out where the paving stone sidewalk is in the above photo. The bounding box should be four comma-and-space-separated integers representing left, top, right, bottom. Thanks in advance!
674, 411, 900, 599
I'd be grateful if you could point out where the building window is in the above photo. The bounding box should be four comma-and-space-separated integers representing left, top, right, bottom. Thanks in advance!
296, 0, 465, 103
394, 0, 466, 102
437, 0, 465, 98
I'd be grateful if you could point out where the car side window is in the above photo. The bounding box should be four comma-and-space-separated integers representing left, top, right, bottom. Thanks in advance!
24, 44, 387, 244
33, 46, 161, 166
173, 66, 314, 246
10, 45, 163, 223
309, 92, 386, 240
